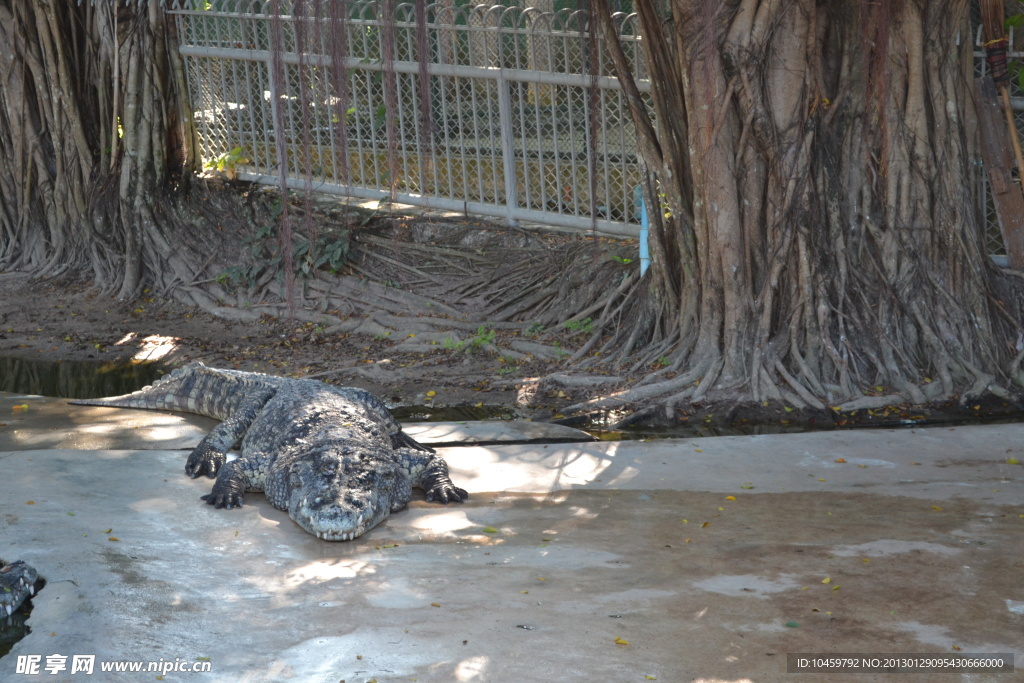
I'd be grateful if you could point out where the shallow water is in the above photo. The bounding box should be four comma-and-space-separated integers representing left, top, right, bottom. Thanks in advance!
0, 356, 166, 400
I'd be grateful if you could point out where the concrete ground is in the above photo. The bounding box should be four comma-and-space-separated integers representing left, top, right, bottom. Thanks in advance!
0, 393, 1022, 682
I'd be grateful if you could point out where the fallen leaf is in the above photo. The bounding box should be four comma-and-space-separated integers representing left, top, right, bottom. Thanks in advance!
614, 636, 630, 646
821, 577, 831, 584
725, 496, 736, 501
108, 537, 120, 542
831, 585, 840, 591
785, 621, 800, 628
835, 458, 846, 463
932, 506, 942, 511
481, 526, 498, 533
430, 603, 441, 607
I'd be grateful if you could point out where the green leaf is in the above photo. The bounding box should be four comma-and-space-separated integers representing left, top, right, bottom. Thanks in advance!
481, 526, 499, 533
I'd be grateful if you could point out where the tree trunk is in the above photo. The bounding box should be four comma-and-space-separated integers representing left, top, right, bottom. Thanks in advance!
0, 0, 264, 312
585, 0, 1024, 411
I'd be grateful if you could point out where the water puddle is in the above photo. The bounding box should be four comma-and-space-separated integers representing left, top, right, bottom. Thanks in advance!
0, 356, 165, 400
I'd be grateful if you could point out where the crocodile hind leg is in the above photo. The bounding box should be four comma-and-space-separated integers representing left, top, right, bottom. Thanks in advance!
185, 388, 276, 479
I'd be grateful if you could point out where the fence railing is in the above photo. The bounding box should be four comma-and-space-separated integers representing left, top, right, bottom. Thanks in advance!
168, 1, 649, 236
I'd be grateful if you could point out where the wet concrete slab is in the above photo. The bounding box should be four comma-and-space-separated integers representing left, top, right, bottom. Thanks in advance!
1, 399, 1022, 681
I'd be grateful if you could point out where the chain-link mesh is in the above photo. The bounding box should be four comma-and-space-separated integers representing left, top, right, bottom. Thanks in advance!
170, 1, 648, 235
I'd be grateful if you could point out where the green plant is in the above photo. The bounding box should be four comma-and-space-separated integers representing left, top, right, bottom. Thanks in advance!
609, 255, 633, 265
293, 232, 350, 275
563, 317, 594, 334
525, 322, 545, 336
442, 326, 496, 354
205, 146, 249, 179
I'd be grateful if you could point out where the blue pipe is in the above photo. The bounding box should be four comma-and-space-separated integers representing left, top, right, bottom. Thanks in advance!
634, 185, 650, 276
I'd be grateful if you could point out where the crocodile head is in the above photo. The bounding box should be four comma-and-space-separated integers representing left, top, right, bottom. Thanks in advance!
283, 447, 412, 541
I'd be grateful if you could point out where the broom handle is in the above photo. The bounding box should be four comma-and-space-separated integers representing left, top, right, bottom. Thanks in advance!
999, 84, 1024, 179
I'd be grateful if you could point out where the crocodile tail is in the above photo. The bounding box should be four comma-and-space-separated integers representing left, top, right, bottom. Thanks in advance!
395, 429, 435, 454
68, 361, 225, 417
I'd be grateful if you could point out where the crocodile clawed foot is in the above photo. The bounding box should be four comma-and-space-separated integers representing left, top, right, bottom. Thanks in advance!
200, 491, 245, 509
426, 484, 469, 504
185, 444, 226, 479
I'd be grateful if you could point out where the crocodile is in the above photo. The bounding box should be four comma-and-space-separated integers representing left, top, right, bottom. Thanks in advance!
70, 362, 467, 540
0, 560, 37, 619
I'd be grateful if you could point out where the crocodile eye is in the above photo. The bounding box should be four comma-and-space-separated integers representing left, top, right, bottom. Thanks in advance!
289, 471, 301, 488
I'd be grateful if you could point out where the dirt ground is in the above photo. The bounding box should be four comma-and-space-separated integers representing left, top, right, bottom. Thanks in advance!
0, 268, 568, 413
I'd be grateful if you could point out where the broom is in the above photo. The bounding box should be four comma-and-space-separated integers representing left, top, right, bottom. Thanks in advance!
981, 0, 1024, 177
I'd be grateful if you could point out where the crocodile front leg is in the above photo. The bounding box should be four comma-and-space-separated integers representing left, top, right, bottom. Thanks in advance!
400, 450, 468, 504
200, 459, 252, 509
185, 388, 276, 478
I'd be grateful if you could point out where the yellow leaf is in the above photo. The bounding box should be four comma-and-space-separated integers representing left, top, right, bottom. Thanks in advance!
835, 458, 846, 463
932, 506, 942, 511
474, 402, 483, 408
481, 526, 498, 533
783, 406, 794, 412
103, 528, 112, 534
695, 448, 703, 452
817, 478, 826, 482
681, 519, 688, 523
821, 577, 831, 584
701, 522, 709, 528
108, 537, 120, 542
614, 636, 630, 646
861, 558, 870, 563
831, 585, 840, 591
725, 496, 736, 501
1008, 458, 1020, 465
430, 603, 441, 607
25, 501, 35, 505
426, 390, 436, 397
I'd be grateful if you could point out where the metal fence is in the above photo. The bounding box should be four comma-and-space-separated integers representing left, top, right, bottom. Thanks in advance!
974, 2, 1024, 257
169, 1, 649, 236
